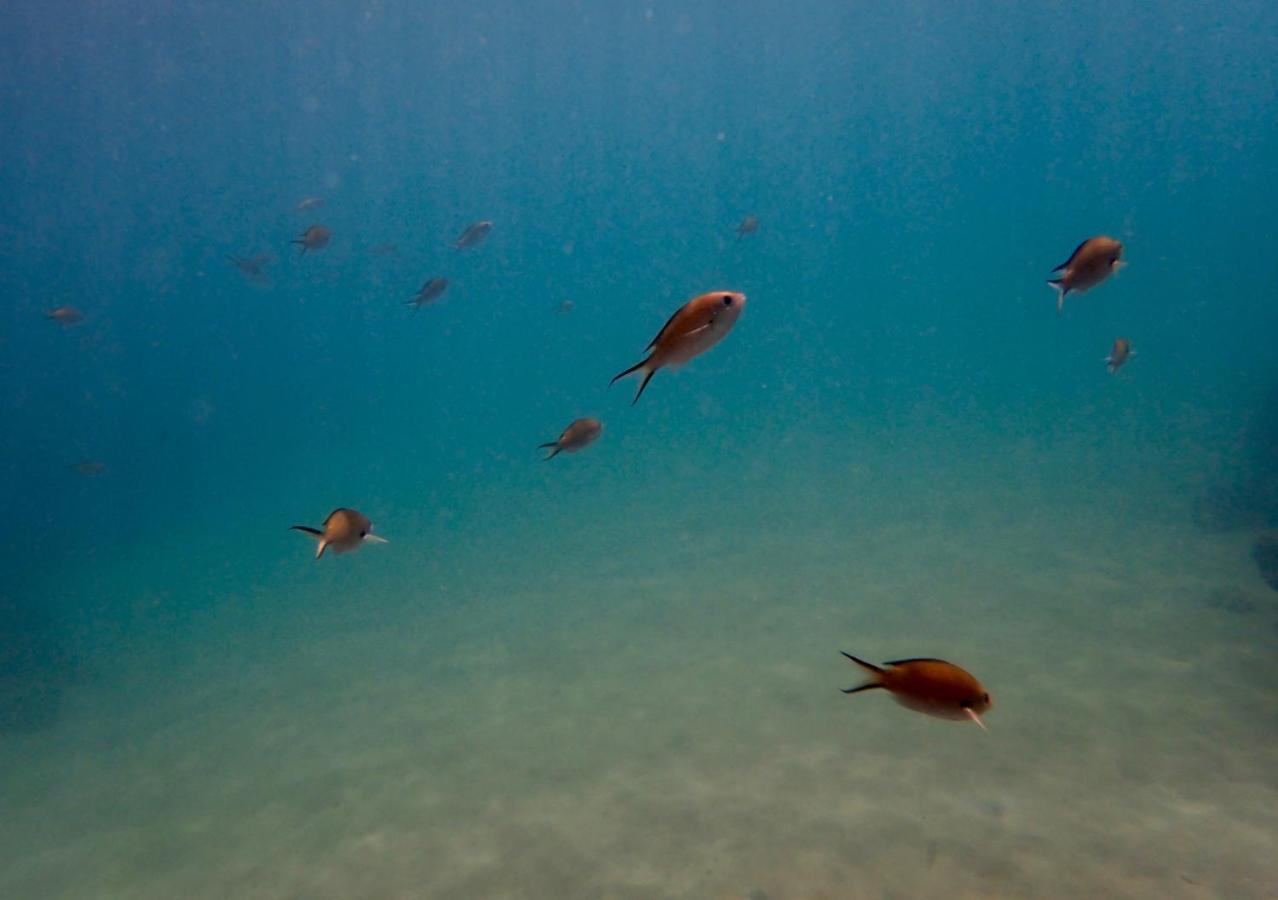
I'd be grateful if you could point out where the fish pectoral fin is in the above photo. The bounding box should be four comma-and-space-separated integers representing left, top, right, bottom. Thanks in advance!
363, 534, 389, 544
965, 708, 989, 732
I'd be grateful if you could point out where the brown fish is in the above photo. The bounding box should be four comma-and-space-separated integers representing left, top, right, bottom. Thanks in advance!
539, 417, 603, 460
556, 299, 576, 314
292, 225, 331, 254
407, 277, 449, 309
610, 290, 747, 404
1048, 236, 1124, 313
228, 254, 271, 282
1106, 337, 1134, 373
451, 220, 492, 250
840, 652, 992, 730
736, 215, 759, 239
46, 305, 84, 326
290, 508, 388, 559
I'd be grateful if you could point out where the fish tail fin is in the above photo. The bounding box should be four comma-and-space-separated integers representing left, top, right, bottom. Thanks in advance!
290, 525, 326, 558
631, 369, 657, 405
538, 442, 561, 460
840, 651, 886, 693
611, 357, 659, 403
1048, 278, 1067, 313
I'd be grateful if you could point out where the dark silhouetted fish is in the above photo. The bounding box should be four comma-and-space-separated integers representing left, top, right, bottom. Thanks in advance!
406, 278, 449, 309
228, 254, 271, 282
451, 220, 492, 250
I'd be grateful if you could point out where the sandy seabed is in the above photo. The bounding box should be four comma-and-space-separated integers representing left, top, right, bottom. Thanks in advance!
2, 437, 1276, 900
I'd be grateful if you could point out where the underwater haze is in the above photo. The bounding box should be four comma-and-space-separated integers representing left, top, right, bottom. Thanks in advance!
2, 2, 1277, 898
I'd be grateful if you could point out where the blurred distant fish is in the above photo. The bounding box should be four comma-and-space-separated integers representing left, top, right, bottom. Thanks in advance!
292, 225, 331, 254
735, 215, 759, 240
227, 254, 271, 282
71, 460, 107, 476
451, 220, 492, 250
407, 277, 449, 309
290, 508, 388, 560
45, 305, 84, 326
556, 300, 575, 314
1048, 236, 1124, 313
610, 290, 746, 404
539, 417, 603, 460
370, 242, 399, 257
296, 196, 324, 212
840, 652, 992, 731
1105, 337, 1134, 373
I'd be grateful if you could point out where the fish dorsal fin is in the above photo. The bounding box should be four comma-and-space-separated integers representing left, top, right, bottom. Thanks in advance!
881, 657, 948, 667
1052, 239, 1091, 272
646, 303, 688, 352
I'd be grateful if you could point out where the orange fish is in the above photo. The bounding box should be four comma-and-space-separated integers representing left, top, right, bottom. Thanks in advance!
610, 290, 746, 404
451, 220, 492, 250
45, 305, 84, 326
736, 215, 759, 239
1048, 236, 1124, 313
1105, 337, 1134, 373
840, 652, 992, 730
290, 508, 388, 559
539, 417, 603, 459
292, 225, 331, 254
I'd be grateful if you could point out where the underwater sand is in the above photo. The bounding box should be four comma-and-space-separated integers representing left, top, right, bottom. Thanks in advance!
1, 426, 1276, 900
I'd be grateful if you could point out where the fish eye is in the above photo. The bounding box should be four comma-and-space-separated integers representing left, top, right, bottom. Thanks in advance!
721, 294, 733, 306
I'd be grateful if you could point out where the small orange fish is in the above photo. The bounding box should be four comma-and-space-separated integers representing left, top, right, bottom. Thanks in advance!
610, 290, 747, 404
840, 652, 992, 730
290, 508, 388, 559
452, 220, 492, 250
736, 215, 759, 239
292, 225, 331, 254
46, 305, 84, 326
1048, 236, 1124, 313
1106, 337, 1134, 373
539, 417, 603, 459
407, 277, 449, 309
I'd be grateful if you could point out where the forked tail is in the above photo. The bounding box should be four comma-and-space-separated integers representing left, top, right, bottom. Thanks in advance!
609, 358, 656, 405
840, 651, 886, 695
290, 525, 327, 559
1047, 278, 1068, 314
538, 441, 561, 460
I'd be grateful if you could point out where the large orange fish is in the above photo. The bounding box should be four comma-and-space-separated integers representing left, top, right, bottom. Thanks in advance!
840, 652, 992, 730
290, 508, 388, 559
1048, 236, 1124, 313
610, 290, 746, 404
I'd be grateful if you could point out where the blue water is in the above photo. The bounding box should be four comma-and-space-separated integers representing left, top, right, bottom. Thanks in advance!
2, 3, 1277, 897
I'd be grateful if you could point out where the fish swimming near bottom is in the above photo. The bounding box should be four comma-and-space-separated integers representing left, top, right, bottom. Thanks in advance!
290, 508, 388, 559
539, 417, 603, 459
840, 651, 992, 730
1105, 338, 1134, 373
610, 290, 746, 404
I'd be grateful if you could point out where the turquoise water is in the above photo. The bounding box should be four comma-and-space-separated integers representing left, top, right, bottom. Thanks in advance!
2, 3, 1277, 898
